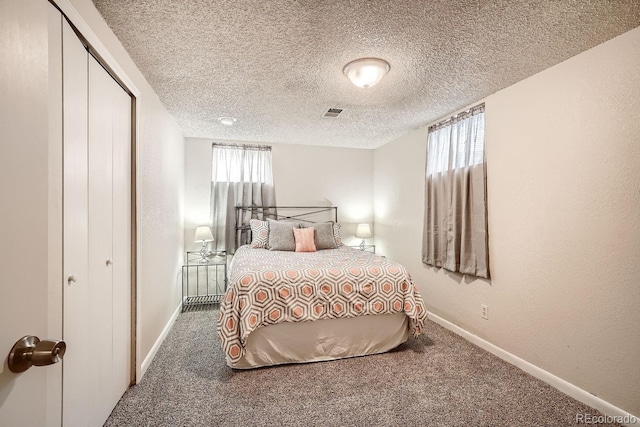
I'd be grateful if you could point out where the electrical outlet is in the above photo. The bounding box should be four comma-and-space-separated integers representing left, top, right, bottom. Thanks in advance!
481, 304, 489, 320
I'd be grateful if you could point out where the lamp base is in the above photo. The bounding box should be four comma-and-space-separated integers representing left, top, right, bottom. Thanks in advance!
198, 245, 209, 263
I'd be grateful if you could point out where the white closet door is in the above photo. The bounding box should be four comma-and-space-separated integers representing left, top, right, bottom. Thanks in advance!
63, 20, 132, 426
88, 52, 132, 421
62, 19, 92, 427
110, 61, 132, 401
88, 55, 116, 422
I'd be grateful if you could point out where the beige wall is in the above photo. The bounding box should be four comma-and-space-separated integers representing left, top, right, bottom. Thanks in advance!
374, 26, 640, 416
67, 0, 185, 375
184, 138, 373, 252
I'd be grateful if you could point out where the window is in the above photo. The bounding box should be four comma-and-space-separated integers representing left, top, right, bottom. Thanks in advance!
426, 115, 485, 174
211, 144, 274, 184
210, 143, 276, 253
422, 103, 490, 279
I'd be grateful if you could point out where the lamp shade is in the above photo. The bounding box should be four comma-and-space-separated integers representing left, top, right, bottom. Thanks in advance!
343, 58, 390, 88
355, 223, 372, 239
194, 226, 214, 242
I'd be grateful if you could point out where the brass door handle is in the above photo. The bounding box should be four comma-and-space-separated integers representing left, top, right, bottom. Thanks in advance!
7, 336, 66, 373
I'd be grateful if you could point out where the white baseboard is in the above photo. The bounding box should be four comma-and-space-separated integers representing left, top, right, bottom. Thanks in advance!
138, 304, 181, 382
427, 312, 639, 427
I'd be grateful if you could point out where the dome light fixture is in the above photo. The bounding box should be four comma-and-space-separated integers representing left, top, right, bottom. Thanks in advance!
343, 58, 390, 88
218, 117, 237, 126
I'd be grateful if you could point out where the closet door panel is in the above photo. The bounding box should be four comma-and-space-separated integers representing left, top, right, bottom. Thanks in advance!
62, 19, 93, 427
88, 56, 115, 422
110, 72, 132, 397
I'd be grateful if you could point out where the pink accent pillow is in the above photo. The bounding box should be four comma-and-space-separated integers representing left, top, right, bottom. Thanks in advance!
293, 227, 316, 252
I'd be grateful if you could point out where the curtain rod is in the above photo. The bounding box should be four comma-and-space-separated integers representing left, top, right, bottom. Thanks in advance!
212, 142, 271, 151
428, 102, 485, 133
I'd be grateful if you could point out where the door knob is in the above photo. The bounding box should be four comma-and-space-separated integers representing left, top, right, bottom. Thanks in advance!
7, 336, 66, 373
106, 259, 113, 266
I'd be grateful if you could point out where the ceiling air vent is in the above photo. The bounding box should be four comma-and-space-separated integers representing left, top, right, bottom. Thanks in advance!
323, 108, 343, 118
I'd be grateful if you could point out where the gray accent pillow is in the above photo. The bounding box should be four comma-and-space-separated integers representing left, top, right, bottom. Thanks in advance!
267, 219, 299, 251
304, 222, 337, 250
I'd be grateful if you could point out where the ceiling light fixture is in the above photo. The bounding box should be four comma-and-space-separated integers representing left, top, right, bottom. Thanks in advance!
343, 58, 390, 88
218, 117, 236, 126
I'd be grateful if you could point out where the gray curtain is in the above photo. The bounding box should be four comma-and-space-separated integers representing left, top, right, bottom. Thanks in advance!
210, 143, 276, 254
422, 105, 489, 279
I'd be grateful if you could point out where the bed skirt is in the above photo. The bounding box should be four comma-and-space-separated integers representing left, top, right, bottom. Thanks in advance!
230, 313, 409, 369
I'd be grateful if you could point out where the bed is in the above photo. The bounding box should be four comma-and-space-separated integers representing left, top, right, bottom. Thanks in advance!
216, 206, 428, 369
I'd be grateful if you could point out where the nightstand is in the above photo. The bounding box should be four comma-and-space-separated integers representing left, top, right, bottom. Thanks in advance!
349, 244, 375, 254
182, 252, 227, 311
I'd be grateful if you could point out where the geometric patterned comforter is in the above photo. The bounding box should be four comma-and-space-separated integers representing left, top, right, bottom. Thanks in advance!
217, 245, 428, 366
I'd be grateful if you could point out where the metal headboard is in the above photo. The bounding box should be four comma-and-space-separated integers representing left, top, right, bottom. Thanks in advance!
235, 206, 338, 248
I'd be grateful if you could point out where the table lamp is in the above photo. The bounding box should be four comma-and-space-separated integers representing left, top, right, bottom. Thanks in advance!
194, 226, 214, 263
355, 223, 372, 250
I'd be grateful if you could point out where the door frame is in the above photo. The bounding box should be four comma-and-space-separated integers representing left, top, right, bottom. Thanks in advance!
49, 0, 141, 384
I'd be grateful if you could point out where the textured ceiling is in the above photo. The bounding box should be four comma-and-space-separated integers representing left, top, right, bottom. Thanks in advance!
92, 0, 640, 149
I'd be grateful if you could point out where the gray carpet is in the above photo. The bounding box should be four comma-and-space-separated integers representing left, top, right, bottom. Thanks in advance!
105, 308, 619, 427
